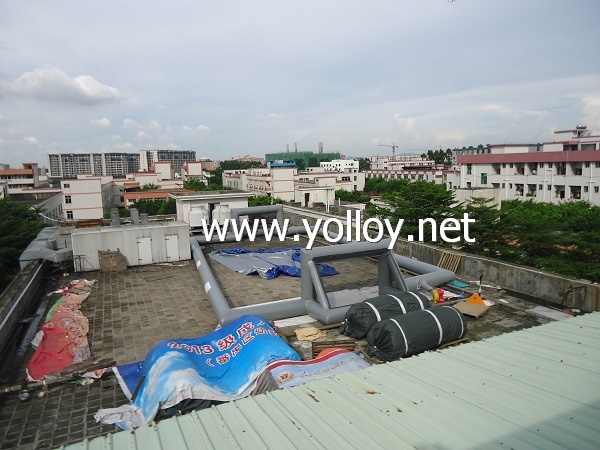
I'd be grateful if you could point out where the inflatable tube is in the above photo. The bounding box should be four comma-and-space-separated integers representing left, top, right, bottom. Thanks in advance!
367, 306, 467, 361
340, 291, 432, 339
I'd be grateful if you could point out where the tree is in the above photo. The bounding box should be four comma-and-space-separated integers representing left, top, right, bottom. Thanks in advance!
358, 158, 371, 171
248, 195, 286, 207
140, 183, 158, 191
368, 181, 459, 243
458, 197, 502, 257
445, 148, 453, 165
0, 199, 48, 291
295, 159, 306, 170
185, 177, 230, 192
219, 160, 263, 171
335, 190, 370, 203
364, 177, 408, 194
308, 157, 319, 167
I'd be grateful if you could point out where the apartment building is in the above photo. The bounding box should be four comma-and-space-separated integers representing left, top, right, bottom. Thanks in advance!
370, 154, 435, 171
365, 152, 453, 187
48, 153, 140, 178
48, 150, 195, 179
139, 150, 196, 175
451, 125, 600, 205
61, 176, 114, 221
222, 160, 365, 207
0, 163, 42, 194
320, 159, 359, 171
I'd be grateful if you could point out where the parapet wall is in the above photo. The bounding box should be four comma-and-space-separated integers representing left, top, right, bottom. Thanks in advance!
283, 206, 600, 312
394, 239, 599, 312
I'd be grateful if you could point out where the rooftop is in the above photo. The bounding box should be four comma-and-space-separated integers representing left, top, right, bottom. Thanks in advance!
0, 234, 589, 449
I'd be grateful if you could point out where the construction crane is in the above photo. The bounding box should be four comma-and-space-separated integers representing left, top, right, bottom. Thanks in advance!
379, 142, 398, 159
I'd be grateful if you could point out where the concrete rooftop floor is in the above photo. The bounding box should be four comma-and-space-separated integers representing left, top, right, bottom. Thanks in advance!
0, 236, 552, 449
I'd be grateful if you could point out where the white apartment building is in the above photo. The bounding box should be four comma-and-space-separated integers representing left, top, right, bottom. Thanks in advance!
181, 161, 207, 182
450, 125, 600, 205
365, 165, 453, 186
0, 163, 42, 194
49, 150, 195, 178
139, 150, 196, 175
370, 154, 435, 171
222, 162, 365, 207
61, 176, 114, 221
48, 153, 140, 178
319, 159, 359, 171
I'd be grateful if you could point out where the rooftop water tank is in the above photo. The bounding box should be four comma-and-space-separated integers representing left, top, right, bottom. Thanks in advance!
189, 206, 209, 228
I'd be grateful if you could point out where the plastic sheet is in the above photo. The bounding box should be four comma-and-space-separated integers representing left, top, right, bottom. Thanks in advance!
210, 247, 338, 280
96, 314, 301, 430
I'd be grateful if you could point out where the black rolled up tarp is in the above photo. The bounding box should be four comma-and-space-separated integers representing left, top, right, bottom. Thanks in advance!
367, 305, 467, 361
339, 291, 431, 339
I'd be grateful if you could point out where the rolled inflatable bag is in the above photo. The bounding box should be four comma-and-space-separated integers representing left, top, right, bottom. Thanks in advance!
367, 306, 467, 361
340, 291, 431, 339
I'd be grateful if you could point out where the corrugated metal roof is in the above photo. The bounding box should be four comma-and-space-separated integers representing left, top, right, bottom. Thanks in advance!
62, 313, 600, 449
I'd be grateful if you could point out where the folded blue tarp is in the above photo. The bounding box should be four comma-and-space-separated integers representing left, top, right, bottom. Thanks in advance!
95, 315, 301, 429
210, 247, 339, 280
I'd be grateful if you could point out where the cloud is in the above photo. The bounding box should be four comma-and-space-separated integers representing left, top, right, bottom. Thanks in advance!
136, 131, 152, 140
182, 124, 211, 132
393, 113, 416, 133
23, 136, 38, 144
91, 118, 111, 128
582, 96, 600, 131
3, 66, 120, 104
122, 119, 138, 129
263, 113, 284, 119
115, 143, 133, 150
482, 104, 547, 120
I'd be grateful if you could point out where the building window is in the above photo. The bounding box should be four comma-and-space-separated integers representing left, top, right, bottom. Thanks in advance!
509, 163, 514, 168
595, 186, 599, 193
63, 183, 70, 188
67, 211, 73, 219
585, 162, 590, 168
548, 184, 552, 191
466, 164, 472, 175
481, 173, 487, 185
584, 186, 589, 193
502, 163, 506, 168
538, 184, 543, 190
596, 162, 600, 168
467, 182, 472, 188
574, 168, 583, 176
65, 195, 72, 204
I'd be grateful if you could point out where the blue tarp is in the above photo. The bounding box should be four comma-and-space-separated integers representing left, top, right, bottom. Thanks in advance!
95, 315, 301, 429
210, 247, 339, 280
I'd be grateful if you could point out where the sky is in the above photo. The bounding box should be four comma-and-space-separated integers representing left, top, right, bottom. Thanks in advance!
1, 0, 600, 167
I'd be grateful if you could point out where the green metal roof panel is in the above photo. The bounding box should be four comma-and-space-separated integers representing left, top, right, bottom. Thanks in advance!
61, 313, 600, 450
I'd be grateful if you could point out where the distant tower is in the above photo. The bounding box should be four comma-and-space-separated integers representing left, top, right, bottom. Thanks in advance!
318, 142, 323, 154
